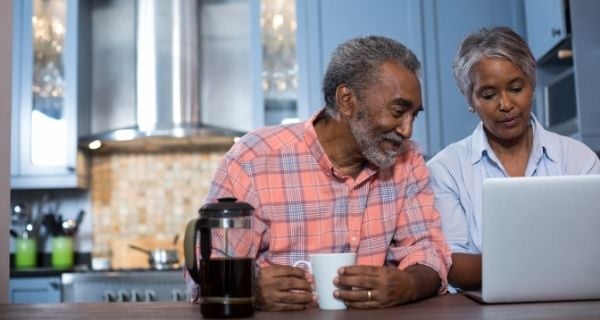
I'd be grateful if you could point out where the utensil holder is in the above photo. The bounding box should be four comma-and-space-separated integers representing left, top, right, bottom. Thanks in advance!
15, 238, 37, 269
51, 236, 74, 269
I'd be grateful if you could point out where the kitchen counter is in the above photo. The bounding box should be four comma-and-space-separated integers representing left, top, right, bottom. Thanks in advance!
10, 265, 89, 278
2, 295, 600, 320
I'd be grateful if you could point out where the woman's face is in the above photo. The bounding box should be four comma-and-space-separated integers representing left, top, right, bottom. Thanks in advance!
470, 57, 534, 145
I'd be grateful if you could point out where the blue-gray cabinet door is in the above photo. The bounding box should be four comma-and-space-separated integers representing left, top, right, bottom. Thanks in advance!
524, 0, 567, 60
421, 0, 525, 157
296, 0, 424, 144
9, 277, 62, 303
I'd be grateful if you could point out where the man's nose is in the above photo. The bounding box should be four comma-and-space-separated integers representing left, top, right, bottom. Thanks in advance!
395, 115, 413, 139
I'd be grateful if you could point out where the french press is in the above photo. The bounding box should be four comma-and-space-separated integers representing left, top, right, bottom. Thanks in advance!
184, 198, 255, 318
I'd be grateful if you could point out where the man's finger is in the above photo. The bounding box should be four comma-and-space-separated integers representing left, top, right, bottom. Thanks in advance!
334, 288, 374, 303
260, 264, 307, 279
334, 272, 378, 291
338, 265, 378, 276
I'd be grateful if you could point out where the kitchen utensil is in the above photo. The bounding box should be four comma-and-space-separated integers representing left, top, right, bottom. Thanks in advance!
11, 202, 31, 225
44, 214, 56, 235
29, 211, 44, 238
172, 234, 179, 246
128, 244, 180, 270
184, 197, 255, 318
19, 223, 34, 239
75, 209, 85, 227
61, 218, 77, 236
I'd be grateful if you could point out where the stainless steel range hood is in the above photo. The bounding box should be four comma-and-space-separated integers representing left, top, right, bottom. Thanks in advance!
80, 0, 246, 152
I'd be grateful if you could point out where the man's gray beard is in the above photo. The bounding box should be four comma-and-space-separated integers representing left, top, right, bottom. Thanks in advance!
349, 109, 403, 169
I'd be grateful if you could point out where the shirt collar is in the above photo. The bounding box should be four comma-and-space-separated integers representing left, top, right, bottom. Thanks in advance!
304, 108, 379, 183
470, 122, 489, 165
469, 113, 558, 165
530, 114, 559, 164
304, 109, 337, 177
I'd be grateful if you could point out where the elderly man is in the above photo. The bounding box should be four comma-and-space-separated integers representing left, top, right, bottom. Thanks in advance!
193, 35, 450, 311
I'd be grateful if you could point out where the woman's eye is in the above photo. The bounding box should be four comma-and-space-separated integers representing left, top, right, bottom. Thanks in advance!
481, 93, 495, 100
510, 87, 522, 93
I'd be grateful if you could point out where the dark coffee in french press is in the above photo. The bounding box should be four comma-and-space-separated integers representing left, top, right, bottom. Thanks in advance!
184, 198, 255, 318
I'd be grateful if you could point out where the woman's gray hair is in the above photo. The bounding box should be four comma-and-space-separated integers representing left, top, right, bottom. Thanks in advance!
453, 26, 536, 105
322, 35, 421, 116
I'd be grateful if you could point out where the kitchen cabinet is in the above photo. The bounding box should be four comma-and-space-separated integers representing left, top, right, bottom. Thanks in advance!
9, 276, 62, 303
524, 0, 568, 61
419, 0, 526, 157
10, 0, 90, 190
565, 0, 600, 151
526, 0, 600, 152
295, 0, 525, 158
296, 0, 425, 145
297, 0, 423, 116
184, 0, 303, 132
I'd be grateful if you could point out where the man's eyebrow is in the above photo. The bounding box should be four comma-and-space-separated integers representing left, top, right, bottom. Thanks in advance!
390, 98, 424, 113
391, 97, 415, 108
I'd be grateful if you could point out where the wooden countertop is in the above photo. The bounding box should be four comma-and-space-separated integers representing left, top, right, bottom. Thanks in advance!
2, 294, 600, 320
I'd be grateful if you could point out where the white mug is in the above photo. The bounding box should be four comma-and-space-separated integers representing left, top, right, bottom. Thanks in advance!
293, 252, 357, 310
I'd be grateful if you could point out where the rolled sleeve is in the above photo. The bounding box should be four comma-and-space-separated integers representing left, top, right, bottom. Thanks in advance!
392, 155, 451, 293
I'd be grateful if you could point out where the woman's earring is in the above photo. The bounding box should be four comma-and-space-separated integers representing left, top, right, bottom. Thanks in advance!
468, 106, 475, 113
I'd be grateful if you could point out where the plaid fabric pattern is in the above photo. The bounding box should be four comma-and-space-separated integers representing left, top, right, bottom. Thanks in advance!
204, 109, 450, 291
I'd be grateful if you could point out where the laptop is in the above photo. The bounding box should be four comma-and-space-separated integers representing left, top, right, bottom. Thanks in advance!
463, 175, 600, 304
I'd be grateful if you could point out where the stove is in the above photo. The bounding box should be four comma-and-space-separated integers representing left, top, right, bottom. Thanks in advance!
61, 269, 188, 303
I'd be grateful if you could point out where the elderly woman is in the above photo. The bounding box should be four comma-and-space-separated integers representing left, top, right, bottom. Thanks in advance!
427, 26, 600, 290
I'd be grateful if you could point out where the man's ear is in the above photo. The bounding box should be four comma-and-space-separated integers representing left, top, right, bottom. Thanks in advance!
335, 84, 356, 118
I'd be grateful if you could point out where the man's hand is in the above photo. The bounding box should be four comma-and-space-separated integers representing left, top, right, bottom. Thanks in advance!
333, 264, 440, 309
255, 264, 315, 311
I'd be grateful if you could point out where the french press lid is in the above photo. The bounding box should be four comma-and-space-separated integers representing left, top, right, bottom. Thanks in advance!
199, 197, 254, 228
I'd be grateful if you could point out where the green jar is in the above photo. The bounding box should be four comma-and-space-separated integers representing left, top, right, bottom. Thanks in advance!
15, 238, 37, 269
51, 236, 74, 269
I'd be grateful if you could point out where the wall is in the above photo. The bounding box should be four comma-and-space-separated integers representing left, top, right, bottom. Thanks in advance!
9, 149, 228, 270
0, 0, 13, 304
89, 149, 227, 269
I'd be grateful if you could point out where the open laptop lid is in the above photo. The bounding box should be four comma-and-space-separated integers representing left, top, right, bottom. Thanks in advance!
470, 175, 600, 303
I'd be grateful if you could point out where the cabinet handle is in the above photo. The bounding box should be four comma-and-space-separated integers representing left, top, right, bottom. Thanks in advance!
50, 282, 61, 290
145, 289, 156, 302
103, 290, 117, 302
551, 28, 562, 37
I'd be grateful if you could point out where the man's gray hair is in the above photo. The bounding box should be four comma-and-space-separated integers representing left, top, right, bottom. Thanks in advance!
453, 26, 536, 106
322, 35, 421, 116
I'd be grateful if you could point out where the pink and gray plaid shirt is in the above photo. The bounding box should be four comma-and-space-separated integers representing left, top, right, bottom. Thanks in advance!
190, 109, 450, 297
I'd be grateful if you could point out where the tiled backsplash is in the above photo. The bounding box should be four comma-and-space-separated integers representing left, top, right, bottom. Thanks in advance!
90, 149, 227, 268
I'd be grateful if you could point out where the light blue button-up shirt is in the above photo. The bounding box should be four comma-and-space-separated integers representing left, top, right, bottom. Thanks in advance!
427, 114, 600, 254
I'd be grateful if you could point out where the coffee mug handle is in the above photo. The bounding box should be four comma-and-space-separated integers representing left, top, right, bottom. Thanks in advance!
292, 260, 312, 273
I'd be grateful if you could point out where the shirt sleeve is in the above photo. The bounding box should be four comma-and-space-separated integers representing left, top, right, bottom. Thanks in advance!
391, 152, 451, 293
427, 155, 475, 254
561, 137, 600, 175
207, 152, 268, 264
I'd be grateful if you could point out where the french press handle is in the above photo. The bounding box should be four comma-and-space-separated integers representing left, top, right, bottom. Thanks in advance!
183, 218, 212, 285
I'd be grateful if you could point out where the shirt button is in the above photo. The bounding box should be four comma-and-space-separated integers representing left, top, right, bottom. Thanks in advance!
351, 236, 357, 243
